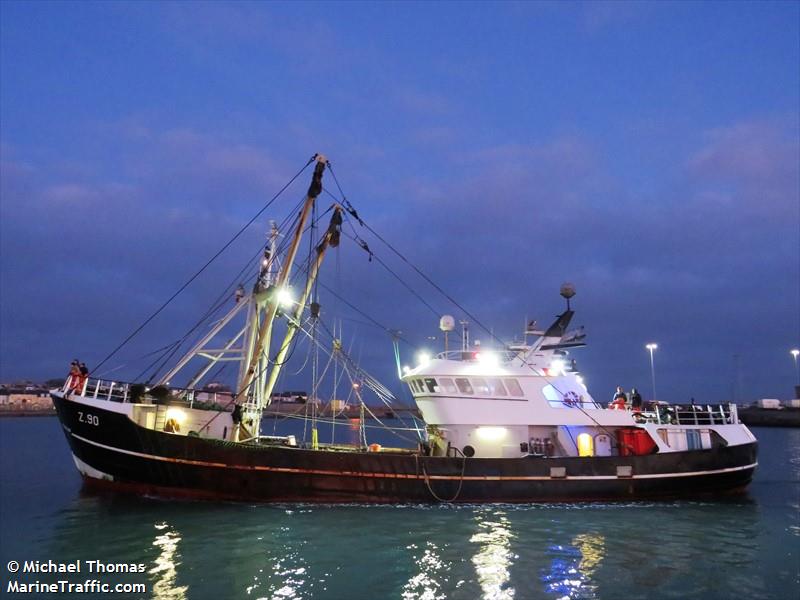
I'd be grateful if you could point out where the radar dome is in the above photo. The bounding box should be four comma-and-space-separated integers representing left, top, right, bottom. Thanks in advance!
439, 315, 456, 332
560, 282, 576, 299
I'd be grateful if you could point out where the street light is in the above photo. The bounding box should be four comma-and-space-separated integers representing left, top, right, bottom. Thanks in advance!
645, 343, 658, 401
791, 349, 800, 385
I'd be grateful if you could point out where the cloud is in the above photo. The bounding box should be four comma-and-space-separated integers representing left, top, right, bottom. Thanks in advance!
686, 118, 799, 218
689, 118, 798, 176
394, 88, 451, 115
1, 113, 797, 403
155, 2, 351, 74
579, 1, 653, 33
0, 131, 305, 381
349, 119, 798, 401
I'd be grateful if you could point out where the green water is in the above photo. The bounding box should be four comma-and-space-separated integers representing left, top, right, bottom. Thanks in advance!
1, 418, 797, 599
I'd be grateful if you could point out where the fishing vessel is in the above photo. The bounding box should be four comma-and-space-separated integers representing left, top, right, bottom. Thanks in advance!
50, 155, 758, 503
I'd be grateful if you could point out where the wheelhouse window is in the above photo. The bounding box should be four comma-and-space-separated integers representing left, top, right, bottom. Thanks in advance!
472, 378, 490, 395
487, 378, 507, 396
503, 378, 524, 397
543, 384, 562, 407
438, 378, 457, 394
455, 378, 474, 394
424, 378, 439, 393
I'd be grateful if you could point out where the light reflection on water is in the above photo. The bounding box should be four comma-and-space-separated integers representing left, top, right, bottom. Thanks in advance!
150, 522, 188, 599
402, 541, 449, 600
540, 534, 604, 600
470, 510, 516, 600
18, 496, 791, 600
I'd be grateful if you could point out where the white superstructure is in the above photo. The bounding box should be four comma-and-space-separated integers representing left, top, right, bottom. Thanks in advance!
402, 294, 754, 460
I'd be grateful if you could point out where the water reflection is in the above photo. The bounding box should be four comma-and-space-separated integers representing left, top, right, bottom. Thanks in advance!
541, 533, 605, 600
573, 534, 604, 578
402, 541, 448, 600
470, 511, 516, 600
150, 522, 188, 599
248, 522, 310, 599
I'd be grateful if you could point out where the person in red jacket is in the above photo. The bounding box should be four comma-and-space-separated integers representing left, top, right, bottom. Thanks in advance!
77, 362, 89, 394
67, 360, 81, 395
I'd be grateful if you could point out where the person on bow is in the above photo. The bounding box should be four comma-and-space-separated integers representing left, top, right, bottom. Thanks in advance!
66, 360, 81, 395
78, 362, 89, 393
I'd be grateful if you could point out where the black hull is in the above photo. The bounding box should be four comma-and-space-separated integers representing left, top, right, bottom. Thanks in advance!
52, 394, 758, 503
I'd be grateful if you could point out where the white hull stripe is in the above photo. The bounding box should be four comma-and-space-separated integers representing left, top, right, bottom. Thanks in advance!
70, 432, 757, 482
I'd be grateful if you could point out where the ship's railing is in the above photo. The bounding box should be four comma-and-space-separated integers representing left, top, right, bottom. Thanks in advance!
62, 377, 131, 403
434, 349, 517, 362
61, 377, 233, 411
629, 402, 739, 426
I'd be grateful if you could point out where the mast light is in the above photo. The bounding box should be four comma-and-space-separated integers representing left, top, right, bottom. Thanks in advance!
276, 288, 293, 309
476, 351, 499, 367
549, 358, 566, 375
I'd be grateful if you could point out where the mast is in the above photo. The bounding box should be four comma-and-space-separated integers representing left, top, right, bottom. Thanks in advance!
233, 154, 328, 439
236, 220, 281, 409
237, 155, 326, 397
261, 206, 343, 403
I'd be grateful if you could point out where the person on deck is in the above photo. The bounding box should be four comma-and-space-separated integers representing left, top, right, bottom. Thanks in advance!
630, 388, 643, 411
78, 362, 89, 393
610, 386, 627, 410
67, 360, 81, 395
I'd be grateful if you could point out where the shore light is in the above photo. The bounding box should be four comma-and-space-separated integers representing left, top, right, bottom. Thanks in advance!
791, 349, 800, 385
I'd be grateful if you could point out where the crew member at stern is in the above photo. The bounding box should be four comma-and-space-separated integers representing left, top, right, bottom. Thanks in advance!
630, 388, 643, 411
610, 386, 627, 410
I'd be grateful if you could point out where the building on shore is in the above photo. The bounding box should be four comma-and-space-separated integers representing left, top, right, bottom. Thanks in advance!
0, 386, 54, 412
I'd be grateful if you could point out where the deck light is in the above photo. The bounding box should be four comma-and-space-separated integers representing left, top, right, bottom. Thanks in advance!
476, 351, 499, 368
476, 426, 506, 441
276, 288, 293, 308
549, 359, 566, 375
417, 351, 431, 366
165, 407, 187, 424
577, 433, 594, 457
